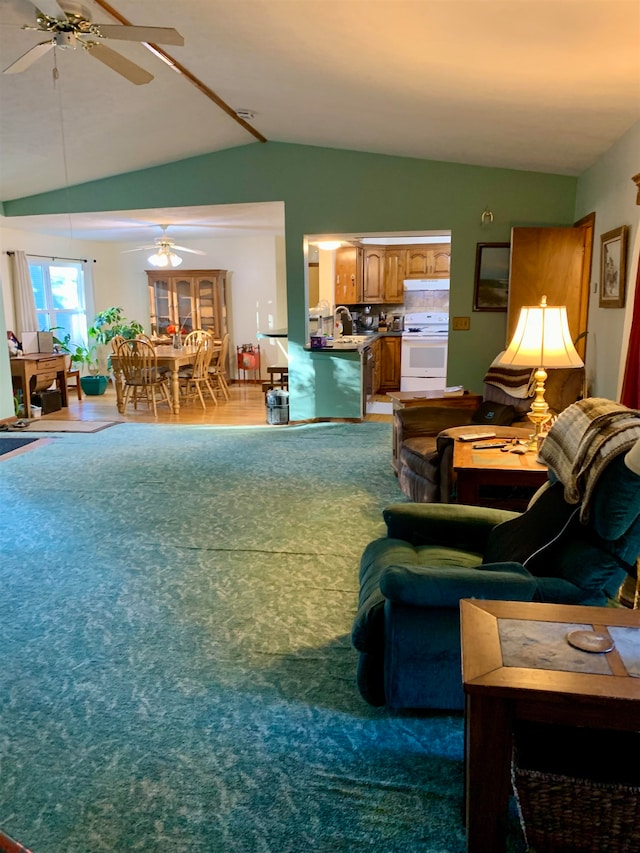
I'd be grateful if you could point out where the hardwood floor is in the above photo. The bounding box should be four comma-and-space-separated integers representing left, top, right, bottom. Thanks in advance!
27, 382, 392, 427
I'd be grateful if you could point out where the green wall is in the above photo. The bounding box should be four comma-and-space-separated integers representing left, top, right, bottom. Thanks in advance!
4, 142, 577, 419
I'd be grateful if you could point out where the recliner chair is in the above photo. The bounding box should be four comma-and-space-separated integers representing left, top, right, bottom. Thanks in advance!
353, 398, 640, 711
396, 365, 585, 503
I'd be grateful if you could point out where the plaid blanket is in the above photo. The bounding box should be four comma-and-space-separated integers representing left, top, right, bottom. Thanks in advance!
484, 353, 536, 399
539, 397, 640, 520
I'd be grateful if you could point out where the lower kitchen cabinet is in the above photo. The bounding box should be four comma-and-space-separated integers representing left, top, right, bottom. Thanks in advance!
378, 336, 401, 392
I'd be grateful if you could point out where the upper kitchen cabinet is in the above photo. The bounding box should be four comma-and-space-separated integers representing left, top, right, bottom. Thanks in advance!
383, 248, 406, 303
405, 244, 451, 279
363, 247, 385, 302
147, 270, 228, 338
335, 246, 363, 304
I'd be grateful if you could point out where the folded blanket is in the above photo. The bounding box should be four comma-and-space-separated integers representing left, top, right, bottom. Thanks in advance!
539, 398, 640, 520
484, 353, 536, 399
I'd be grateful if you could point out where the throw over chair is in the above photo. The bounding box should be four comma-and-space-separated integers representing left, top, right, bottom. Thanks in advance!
396, 361, 585, 503
352, 398, 640, 711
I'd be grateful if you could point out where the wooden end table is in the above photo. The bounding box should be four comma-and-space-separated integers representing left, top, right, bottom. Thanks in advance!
453, 434, 547, 511
461, 598, 640, 853
10, 353, 69, 418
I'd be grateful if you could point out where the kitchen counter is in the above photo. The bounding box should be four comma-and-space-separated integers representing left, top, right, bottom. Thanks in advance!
305, 331, 402, 352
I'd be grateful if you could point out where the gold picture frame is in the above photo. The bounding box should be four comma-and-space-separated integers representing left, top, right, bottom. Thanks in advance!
599, 225, 629, 308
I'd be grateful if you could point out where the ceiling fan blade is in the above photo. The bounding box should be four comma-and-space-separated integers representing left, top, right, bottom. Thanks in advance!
84, 42, 153, 85
24, 0, 66, 20
172, 245, 207, 255
97, 24, 184, 46
3, 39, 54, 74
121, 245, 156, 253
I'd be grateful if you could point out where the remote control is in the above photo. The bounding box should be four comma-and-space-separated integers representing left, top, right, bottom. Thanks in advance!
458, 432, 497, 442
472, 442, 508, 449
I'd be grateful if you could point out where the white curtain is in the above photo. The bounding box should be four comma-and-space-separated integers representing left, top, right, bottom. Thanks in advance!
11, 251, 37, 338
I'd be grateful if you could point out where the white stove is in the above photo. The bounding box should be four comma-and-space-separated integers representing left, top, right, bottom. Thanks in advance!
402, 311, 449, 340
401, 311, 449, 391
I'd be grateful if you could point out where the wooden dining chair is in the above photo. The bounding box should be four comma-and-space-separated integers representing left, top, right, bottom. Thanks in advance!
208, 333, 230, 400
184, 329, 213, 348
116, 338, 172, 417
178, 341, 217, 408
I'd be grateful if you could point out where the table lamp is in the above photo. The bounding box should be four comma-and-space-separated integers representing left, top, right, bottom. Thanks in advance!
497, 296, 584, 450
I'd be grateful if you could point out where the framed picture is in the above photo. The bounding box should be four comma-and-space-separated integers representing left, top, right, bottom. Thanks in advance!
473, 242, 510, 311
600, 226, 629, 308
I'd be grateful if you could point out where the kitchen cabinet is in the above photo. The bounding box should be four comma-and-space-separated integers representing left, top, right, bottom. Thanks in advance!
405, 244, 451, 279
378, 335, 402, 392
363, 247, 385, 303
372, 337, 382, 394
384, 249, 406, 302
147, 270, 228, 338
335, 246, 363, 304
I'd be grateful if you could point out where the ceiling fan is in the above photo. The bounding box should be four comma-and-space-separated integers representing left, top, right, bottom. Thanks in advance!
123, 226, 207, 268
3, 0, 184, 84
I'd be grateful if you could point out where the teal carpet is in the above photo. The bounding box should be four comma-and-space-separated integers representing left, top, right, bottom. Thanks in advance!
0, 422, 525, 852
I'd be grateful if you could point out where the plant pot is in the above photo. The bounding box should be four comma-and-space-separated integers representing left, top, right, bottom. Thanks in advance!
80, 375, 109, 396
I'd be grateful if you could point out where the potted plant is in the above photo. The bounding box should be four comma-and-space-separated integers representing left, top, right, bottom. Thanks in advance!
52, 309, 144, 396
53, 331, 108, 396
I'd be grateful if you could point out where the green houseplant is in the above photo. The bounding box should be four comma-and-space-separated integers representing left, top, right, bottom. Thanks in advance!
88, 306, 144, 347
54, 308, 144, 396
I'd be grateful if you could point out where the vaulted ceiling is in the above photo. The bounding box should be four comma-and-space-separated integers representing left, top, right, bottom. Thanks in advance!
1, 0, 639, 241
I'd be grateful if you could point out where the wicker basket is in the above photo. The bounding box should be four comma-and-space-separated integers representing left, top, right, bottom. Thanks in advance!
512, 757, 640, 853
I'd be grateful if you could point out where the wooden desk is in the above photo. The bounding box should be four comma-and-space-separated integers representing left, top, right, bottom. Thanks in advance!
10, 353, 69, 418
461, 599, 640, 853
387, 390, 483, 471
453, 436, 547, 511
110, 344, 219, 415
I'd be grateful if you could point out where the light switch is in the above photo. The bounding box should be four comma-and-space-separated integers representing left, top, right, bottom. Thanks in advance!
452, 316, 470, 331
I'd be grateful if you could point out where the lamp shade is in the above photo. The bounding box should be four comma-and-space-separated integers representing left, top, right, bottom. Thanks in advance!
498, 298, 583, 369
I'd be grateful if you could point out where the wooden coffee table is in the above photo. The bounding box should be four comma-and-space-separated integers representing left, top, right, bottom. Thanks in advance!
453, 434, 547, 510
461, 599, 640, 853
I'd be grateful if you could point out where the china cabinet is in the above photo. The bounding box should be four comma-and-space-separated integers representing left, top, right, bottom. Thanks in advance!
147, 270, 228, 338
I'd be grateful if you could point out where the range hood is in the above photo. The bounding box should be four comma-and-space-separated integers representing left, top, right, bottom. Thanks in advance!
403, 279, 450, 291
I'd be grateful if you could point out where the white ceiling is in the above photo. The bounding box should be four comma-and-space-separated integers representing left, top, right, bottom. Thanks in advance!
1, 0, 639, 243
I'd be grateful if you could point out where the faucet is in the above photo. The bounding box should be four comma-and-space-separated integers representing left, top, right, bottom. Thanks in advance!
334, 306, 351, 338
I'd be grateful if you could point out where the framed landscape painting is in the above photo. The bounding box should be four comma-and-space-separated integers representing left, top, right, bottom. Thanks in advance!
599, 225, 628, 308
473, 242, 510, 311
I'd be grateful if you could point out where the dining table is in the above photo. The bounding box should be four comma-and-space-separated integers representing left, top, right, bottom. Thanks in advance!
110, 343, 219, 415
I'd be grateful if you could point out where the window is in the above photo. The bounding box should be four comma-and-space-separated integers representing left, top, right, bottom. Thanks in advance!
29, 258, 88, 344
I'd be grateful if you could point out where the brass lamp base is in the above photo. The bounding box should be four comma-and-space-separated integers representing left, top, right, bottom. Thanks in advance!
525, 366, 552, 452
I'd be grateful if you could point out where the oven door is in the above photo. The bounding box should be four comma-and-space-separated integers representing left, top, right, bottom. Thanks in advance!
401, 337, 448, 380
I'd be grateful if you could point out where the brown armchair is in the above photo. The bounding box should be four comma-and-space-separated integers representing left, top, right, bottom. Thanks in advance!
396, 366, 586, 503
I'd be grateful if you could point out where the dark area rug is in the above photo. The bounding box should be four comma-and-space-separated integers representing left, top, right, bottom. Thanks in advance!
0, 436, 41, 458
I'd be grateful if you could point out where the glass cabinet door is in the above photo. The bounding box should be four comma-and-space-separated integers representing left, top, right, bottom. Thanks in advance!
148, 276, 171, 335
174, 278, 195, 333
195, 278, 216, 334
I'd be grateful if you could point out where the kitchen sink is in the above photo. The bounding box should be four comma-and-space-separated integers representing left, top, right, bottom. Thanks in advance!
333, 335, 373, 344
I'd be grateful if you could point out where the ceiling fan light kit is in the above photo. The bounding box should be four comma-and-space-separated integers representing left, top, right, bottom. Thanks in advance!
148, 249, 183, 268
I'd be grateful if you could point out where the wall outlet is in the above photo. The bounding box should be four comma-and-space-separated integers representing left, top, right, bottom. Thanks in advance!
452, 316, 470, 331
